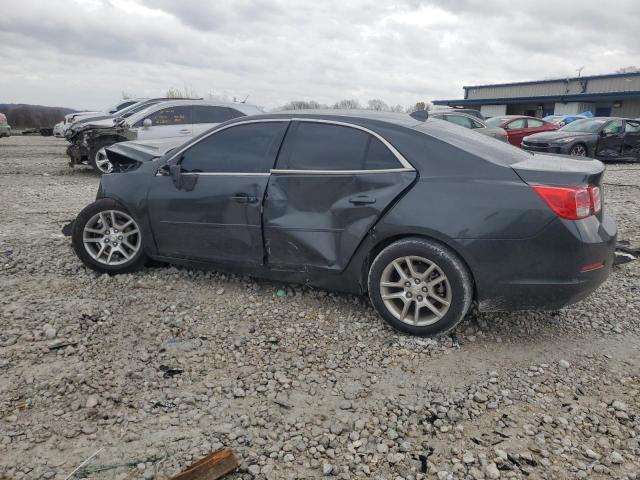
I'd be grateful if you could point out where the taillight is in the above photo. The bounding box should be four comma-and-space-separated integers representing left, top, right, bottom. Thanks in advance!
532, 185, 601, 220
589, 185, 601, 214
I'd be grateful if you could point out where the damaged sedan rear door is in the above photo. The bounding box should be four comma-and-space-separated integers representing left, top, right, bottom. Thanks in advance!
263, 119, 417, 271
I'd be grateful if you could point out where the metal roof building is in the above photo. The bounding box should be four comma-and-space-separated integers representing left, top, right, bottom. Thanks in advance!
433, 72, 640, 118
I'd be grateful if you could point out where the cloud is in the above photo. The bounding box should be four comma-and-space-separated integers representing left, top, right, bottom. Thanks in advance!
0, 0, 637, 110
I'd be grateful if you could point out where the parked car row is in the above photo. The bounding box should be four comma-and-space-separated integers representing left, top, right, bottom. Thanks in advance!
64, 107, 617, 336
522, 117, 640, 161
64, 98, 262, 173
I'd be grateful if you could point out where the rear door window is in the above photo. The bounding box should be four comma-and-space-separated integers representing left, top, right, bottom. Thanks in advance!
276, 122, 401, 171
624, 120, 640, 133
180, 122, 287, 173
527, 119, 544, 128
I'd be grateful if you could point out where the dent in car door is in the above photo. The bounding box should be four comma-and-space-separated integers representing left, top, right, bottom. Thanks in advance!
595, 120, 624, 158
263, 121, 417, 271
622, 120, 640, 160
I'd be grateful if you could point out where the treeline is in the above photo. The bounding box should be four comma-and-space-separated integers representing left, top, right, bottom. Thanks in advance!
277, 99, 431, 113
0, 104, 76, 129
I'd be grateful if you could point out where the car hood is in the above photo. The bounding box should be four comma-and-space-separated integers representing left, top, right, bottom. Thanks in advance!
105, 138, 188, 164
524, 130, 593, 142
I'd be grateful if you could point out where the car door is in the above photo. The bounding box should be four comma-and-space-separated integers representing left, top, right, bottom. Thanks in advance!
595, 119, 625, 158
136, 105, 193, 140
503, 118, 527, 146
192, 105, 245, 136
146, 120, 289, 264
621, 120, 640, 160
263, 120, 417, 271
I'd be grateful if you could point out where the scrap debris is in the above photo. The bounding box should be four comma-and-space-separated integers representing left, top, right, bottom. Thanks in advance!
159, 365, 184, 378
614, 241, 639, 266
170, 448, 240, 480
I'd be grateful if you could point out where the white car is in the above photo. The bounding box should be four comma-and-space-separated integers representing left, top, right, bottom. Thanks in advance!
67, 100, 263, 173
53, 122, 65, 137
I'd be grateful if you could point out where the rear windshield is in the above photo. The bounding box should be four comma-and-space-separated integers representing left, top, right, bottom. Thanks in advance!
415, 120, 530, 166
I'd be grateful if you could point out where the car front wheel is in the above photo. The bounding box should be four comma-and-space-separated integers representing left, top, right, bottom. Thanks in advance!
368, 238, 473, 336
569, 143, 588, 157
72, 198, 147, 274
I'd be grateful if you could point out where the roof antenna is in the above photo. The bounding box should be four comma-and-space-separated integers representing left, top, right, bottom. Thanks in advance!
240, 95, 249, 104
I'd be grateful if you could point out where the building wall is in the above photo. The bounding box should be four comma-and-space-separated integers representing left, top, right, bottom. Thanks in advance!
612, 100, 640, 118
553, 102, 596, 115
479, 104, 506, 117
465, 74, 640, 101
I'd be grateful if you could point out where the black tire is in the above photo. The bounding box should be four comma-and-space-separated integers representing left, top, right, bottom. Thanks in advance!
368, 237, 473, 336
569, 143, 588, 157
88, 138, 118, 174
72, 198, 147, 274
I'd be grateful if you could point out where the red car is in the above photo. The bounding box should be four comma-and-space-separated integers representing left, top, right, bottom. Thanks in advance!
485, 115, 558, 147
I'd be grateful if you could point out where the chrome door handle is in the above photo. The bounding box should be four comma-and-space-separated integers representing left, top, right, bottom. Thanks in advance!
349, 195, 376, 205
231, 194, 258, 204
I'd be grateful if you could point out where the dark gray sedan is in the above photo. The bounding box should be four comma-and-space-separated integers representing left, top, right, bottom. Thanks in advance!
522, 117, 640, 161
69, 111, 616, 336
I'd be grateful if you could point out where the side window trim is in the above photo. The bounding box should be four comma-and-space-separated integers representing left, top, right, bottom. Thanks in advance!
270, 118, 414, 174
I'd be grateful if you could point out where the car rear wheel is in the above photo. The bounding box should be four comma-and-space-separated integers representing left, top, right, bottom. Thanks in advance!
569, 143, 588, 157
368, 238, 473, 336
72, 198, 147, 274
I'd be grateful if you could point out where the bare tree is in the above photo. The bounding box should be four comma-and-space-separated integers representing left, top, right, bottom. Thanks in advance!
406, 101, 433, 113
166, 84, 198, 99
333, 99, 361, 110
121, 91, 132, 100
616, 66, 640, 73
390, 104, 404, 113
366, 99, 389, 111
278, 100, 327, 111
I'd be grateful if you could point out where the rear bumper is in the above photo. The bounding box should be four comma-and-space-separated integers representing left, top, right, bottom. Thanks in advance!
460, 214, 617, 311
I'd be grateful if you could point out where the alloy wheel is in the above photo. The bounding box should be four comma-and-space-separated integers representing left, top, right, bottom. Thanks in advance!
94, 148, 113, 173
379, 255, 451, 326
83, 210, 140, 266
570, 144, 587, 156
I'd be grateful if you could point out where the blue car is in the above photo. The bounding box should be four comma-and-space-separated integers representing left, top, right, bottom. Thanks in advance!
544, 111, 593, 127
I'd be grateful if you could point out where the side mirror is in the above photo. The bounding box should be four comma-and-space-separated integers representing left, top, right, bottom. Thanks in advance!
143, 118, 152, 128
599, 130, 608, 137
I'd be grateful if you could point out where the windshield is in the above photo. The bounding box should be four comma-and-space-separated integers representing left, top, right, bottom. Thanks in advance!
485, 117, 509, 127
559, 118, 607, 133
119, 100, 162, 118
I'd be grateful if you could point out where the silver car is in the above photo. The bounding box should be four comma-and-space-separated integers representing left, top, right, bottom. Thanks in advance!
430, 111, 508, 142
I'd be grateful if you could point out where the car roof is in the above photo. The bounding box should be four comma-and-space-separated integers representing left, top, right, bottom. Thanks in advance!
244, 109, 423, 128
128, 100, 263, 123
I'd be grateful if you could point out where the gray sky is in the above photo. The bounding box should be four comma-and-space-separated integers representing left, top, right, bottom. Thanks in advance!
1, 0, 638, 111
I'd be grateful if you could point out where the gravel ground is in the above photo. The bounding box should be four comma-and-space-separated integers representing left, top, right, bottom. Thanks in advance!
1, 135, 639, 480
